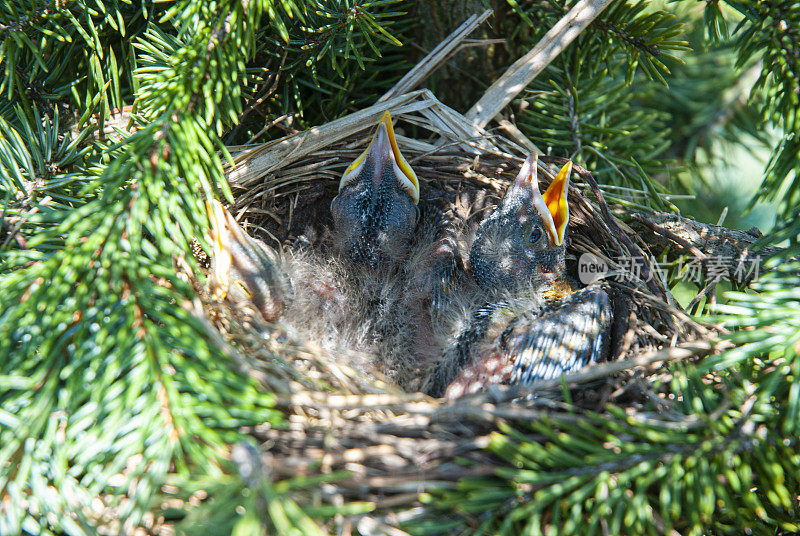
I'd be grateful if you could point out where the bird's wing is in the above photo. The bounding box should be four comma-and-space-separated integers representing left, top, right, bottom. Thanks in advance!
434, 286, 612, 399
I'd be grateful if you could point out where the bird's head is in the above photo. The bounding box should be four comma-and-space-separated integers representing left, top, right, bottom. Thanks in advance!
330, 111, 420, 266
469, 153, 572, 292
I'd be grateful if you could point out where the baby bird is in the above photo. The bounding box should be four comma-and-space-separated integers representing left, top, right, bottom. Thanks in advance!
207, 115, 612, 398
424, 154, 612, 398
331, 110, 419, 267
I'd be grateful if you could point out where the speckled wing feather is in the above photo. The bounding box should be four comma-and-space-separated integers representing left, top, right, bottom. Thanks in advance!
427, 286, 612, 399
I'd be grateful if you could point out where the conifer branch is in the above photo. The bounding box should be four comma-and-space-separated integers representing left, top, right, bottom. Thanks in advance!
2, 1, 799, 535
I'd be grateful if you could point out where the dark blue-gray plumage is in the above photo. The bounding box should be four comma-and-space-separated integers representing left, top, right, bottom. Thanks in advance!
424, 287, 611, 398
469, 161, 565, 291
330, 110, 419, 267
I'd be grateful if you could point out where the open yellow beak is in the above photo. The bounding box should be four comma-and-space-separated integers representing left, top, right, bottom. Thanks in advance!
339, 110, 419, 204
516, 154, 571, 247
541, 161, 571, 246
205, 199, 288, 321
206, 199, 233, 296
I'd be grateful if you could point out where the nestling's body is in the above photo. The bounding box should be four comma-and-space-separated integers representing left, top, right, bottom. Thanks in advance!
208, 112, 612, 397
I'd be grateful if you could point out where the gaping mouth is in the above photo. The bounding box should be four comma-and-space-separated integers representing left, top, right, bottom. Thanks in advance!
515, 153, 571, 246
206, 199, 233, 294
541, 160, 571, 246
339, 110, 419, 204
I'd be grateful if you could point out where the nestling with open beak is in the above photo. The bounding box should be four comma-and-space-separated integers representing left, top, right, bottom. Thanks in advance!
470, 153, 572, 292
331, 110, 420, 267
206, 112, 427, 378
207, 198, 292, 322
425, 154, 612, 399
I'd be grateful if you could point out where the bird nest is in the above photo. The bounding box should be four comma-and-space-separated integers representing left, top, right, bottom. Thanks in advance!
197, 89, 760, 531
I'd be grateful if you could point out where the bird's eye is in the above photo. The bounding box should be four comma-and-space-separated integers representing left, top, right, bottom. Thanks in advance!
529, 227, 542, 244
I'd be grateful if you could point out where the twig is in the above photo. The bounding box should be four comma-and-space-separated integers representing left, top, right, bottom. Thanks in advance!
628, 210, 783, 289
687, 280, 717, 314
1, 196, 52, 249
379, 10, 493, 103
272, 342, 716, 417
466, 0, 615, 129
245, 113, 291, 146
225, 50, 289, 143
622, 286, 714, 336
225, 90, 435, 186
495, 119, 540, 153
631, 213, 707, 259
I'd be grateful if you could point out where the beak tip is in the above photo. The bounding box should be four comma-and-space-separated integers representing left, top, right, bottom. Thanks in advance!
558, 161, 573, 183
515, 152, 539, 189
556, 162, 572, 199
379, 110, 394, 134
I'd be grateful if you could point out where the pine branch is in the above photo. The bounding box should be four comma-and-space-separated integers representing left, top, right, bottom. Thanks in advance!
709, 1, 800, 219
172, 443, 374, 536
2, 1, 798, 535
417, 374, 799, 535
0, 0, 303, 533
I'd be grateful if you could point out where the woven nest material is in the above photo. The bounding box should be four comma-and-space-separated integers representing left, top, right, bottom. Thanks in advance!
199, 89, 735, 529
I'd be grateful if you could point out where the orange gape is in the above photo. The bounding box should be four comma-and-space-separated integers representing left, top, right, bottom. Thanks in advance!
542, 160, 572, 246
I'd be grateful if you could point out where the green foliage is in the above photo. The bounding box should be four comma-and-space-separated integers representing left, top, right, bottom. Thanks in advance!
704, 1, 800, 224
0, 0, 407, 533
230, 0, 409, 142
647, 13, 768, 166
520, 63, 672, 206
417, 389, 799, 535
173, 444, 374, 536
0, 0, 148, 125
410, 3, 800, 535
642, 7, 773, 231
413, 259, 800, 536
2, 0, 799, 534
502, 0, 689, 206
0, 105, 93, 213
